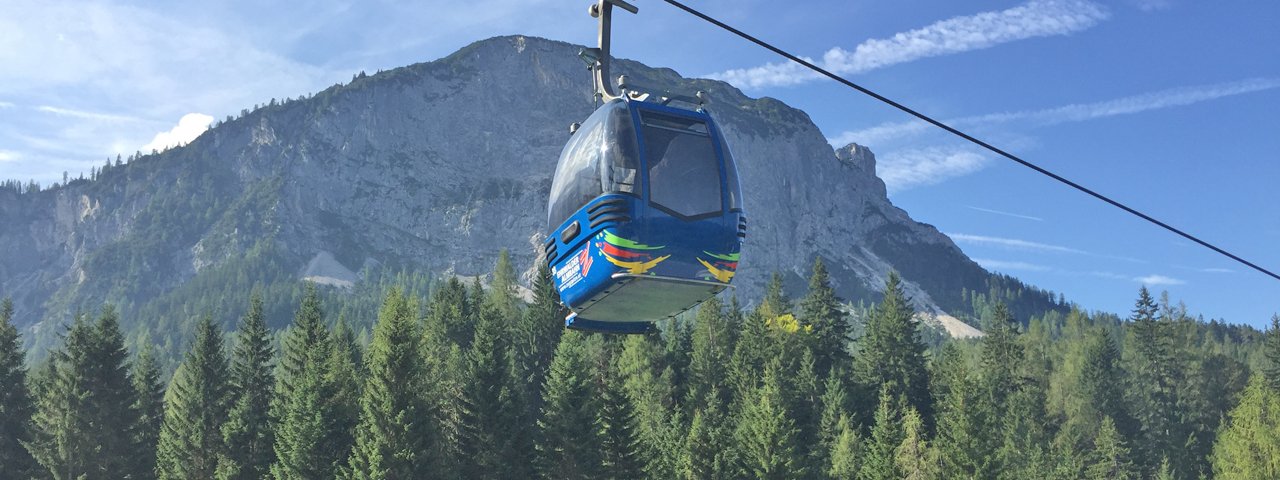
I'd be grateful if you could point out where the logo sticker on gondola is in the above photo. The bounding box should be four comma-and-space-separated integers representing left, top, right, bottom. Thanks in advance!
555, 251, 585, 290
578, 247, 593, 277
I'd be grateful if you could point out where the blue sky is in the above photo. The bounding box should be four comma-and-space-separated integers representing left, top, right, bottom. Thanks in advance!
1, 0, 1277, 326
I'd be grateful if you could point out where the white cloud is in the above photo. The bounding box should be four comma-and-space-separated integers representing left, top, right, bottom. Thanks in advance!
973, 258, 1051, 272
832, 77, 1280, 147
0, 101, 14, 108
877, 147, 989, 192
949, 233, 1086, 254
1134, 274, 1185, 286
967, 205, 1044, 222
0, 150, 18, 162
713, 0, 1109, 89
37, 105, 140, 122
141, 113, 214, 153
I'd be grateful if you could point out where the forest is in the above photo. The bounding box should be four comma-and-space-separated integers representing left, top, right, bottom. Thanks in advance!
2, 251, 1279, 480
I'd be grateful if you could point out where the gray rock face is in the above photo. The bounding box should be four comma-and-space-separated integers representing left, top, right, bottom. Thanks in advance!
0, 35, 993, 332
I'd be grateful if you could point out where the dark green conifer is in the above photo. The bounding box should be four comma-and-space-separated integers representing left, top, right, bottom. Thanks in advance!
157, 314, 231, 479
218, 294, 276, 480
348, 290, 433, 478
0, 298, 38, 477
536, 332, 601, 479
859, 388, 904, 480
734, 359, 804, 479
854, 272, 931, 425
131, 344, 165, 479
799, 257, 848, 376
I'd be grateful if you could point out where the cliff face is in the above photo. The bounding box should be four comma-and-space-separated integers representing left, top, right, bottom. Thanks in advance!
0, 35, 993, 339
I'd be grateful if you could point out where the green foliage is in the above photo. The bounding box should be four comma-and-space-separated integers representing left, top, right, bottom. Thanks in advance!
157, 314, 231, 479
0, 298, 38, 476
800, 257, 849, 376
1085, 416, 1136, 480
29, 306, 141, 479
854, 271, 932, 426
1264, 315, 1280, 390
895, 406, 940, 480
1211, 374, 1280, 479
218, 294, 276, 480
270, 285, 354, 479
734, 359, 804, 479
131, 344, 165, 479
347, 289, 433, 478
860, 387, 904, 480
828, 414, 862, 479
536, 331, 600, 479
4, 259, 1274, 480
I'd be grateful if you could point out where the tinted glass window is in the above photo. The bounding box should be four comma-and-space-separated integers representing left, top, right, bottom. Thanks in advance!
547, 101, 640, 230
717, 129, 742, 210
642, 112, 723, 218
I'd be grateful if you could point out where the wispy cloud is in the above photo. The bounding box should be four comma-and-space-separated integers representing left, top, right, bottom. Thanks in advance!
0, 150, 18, 163
973, 258, 1052, 272
877, 147, 989, 192
1135, 274, 1185, 286
36, 105, 140, 123
967, 205, 1044, 222
712, 0, 1109, 89
141, 113, 214, 153
0, 101, 14, 108
832, 77, 1280, 147
949, 233, 1086, 254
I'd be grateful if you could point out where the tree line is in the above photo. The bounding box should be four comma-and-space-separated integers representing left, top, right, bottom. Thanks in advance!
2, 251, 1279, 479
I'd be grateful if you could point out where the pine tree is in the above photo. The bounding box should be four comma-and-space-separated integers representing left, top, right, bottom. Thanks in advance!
895, 406, 940, 480
734, 359, 804, 479
828, 414, 862, 479
1124, 286, 1182, 474
597, 361, 643, 480
1084, 416, 1136, 480
1211, 374, 1280, 479
487, 249, 521, 321
326, 317, 362, 475
348, 289, 434, 478
859, 388, 903, 480
131, 344, 165, 479
271, 284, 352, 479
687, 297, 732, 410
1264, 315, 1280, 390
509, 261, 563, 479
157, 314, 231, 479
0, 298, 38, 477
617, 333, 682, 479
1056, 327, 1134, 454
218, 294, 277, 480
818, 367, 850, 455
459, 300, 518, 478
980, 303, 1022, 410
854, 272, 931, 425
800, 257, 848, 377
935, 352, 992, 479
537, 332, 601, 479
682, 393, 731, 480
30, 306, 141, 479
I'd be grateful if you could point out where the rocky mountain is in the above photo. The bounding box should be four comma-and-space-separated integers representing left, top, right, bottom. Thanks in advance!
0, 35, 1063, 352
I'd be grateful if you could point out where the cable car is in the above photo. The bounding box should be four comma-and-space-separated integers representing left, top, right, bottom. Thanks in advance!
543, 0, 745, 333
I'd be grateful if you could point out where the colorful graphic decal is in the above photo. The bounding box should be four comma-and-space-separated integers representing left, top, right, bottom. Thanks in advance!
699, 250, 740, 283
598, 231, 670, 275
603, 231, 664, 250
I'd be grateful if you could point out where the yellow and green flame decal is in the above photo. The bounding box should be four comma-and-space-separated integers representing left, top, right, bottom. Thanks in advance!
698, 258, 736, 282
606, 254, 673, 274
603, 231, 664, 250
702, 251, 740, 262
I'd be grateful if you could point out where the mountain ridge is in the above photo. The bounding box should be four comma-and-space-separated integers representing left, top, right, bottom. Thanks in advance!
0, 35, 1065, 352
